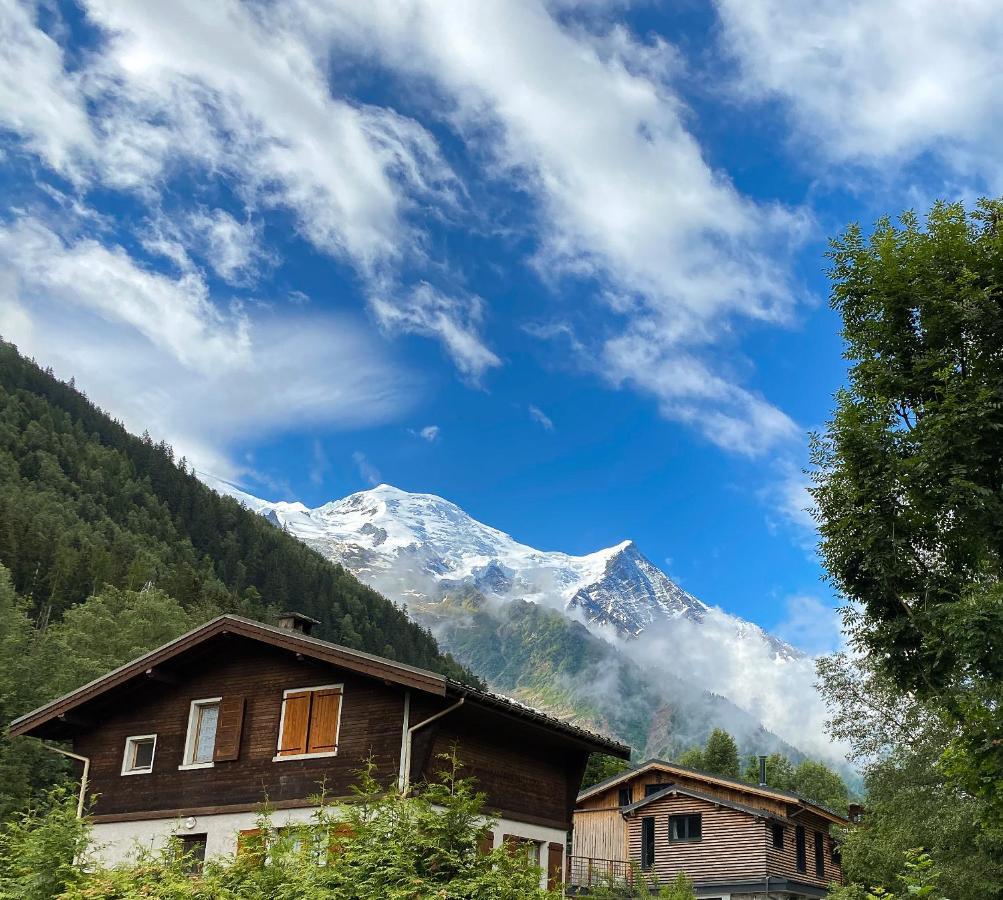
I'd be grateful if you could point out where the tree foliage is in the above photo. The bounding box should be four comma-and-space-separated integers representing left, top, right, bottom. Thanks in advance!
701, 728, 740, 779
812, 199, 1003, 819
816, 652, 1003, 899
0, 340, 471, 682
1, 756, 560, 900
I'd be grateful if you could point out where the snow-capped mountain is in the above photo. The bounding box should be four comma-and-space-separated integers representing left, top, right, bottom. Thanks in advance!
203, 477, 800, 658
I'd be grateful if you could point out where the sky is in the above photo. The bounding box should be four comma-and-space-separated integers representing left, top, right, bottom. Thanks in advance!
1, 0, 1001, 652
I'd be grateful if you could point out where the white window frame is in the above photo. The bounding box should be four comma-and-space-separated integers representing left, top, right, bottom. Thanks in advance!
273, 683, 343, 763
121, 733, 157, 776
179, 697, 222, 771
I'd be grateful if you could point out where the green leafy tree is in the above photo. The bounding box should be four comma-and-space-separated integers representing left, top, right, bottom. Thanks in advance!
742, 752, 794, 789
830, 849, 950, 900
675, 747, 705, 770
700, 729, 740, 778
582, 753, 630, 790
0, 786, 90, 900
812, 199, 1003, 821
41, 585, 195, 696
15, 755, 560, 900
817, 652, 1003, 900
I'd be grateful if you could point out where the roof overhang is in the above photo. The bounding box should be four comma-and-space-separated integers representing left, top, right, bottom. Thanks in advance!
577, 758, 847, 825
8, 615, 447, 739
8, 615, 630, 757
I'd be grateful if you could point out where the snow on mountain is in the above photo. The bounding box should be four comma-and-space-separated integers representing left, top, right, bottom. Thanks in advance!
202, 476, 801, 659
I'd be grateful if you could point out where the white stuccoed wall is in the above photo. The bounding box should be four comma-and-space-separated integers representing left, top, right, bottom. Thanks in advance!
89, 807, 566, 890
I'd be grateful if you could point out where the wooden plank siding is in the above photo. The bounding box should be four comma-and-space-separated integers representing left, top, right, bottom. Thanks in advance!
767, 811, 843, 888
75, 640, 410, 818
419, 702, 583, 829
571, 807, 627, 861
573, 766, 845, 890
625, 793, 767, 886
69, 634, 592, 831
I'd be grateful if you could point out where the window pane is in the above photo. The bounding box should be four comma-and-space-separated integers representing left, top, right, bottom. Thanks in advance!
194, 703, 219, 763
641, 817, 655, 869
132, 738, 154, 769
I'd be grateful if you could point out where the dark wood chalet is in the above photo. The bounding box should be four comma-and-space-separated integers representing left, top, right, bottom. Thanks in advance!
570, 759, 847, 899
9, 613, 628, 888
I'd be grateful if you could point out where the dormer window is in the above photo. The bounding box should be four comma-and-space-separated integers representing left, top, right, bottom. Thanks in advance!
121, 734, 157, 775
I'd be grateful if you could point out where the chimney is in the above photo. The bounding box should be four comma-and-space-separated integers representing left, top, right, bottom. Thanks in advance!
277, 612, 320, 636
758, 755, 768, 787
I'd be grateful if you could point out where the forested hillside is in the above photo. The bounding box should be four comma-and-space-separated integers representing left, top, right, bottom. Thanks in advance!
0, 339, 469, 677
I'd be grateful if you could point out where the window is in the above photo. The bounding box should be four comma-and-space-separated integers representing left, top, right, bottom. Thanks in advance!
181, 698, 221, 768
644, 782, 672, 797
618, 786, 632, 807
815, 831, 825, 879
176, 833, 207, 873
771, 823, 784, 849
640, 816, 655, 870
795, 825, 806, 873
275, 684, 343, 760
121, 734, 156, 775
669, 814, 702, 842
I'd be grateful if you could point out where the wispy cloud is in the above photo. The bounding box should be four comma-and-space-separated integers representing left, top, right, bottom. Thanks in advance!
774, 594, 844, 657
0, 216, 416, 478
309, 440, 330, 486
717, 0, 1003, 187
352, 451, 381, 486
528, 404, 554, 431
418, 425, 440, 442
371, 282, 500, 381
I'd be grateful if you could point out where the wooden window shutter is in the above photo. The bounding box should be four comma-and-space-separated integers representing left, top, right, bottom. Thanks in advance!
278, 691, 312, 756
502, 834, 521, 857
236, 828, 264, 866
547, 842, 564, 891
328, 822, 354, 859
306, 688, 341, 754
477, 830, 494, 855
213, 696, 245, 762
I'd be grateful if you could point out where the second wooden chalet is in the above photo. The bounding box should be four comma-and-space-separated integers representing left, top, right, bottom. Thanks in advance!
570, 759, 848, 898
8, 613, 629, 889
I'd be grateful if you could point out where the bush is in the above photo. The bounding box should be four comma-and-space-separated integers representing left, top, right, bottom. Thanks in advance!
4, 755, 560, 899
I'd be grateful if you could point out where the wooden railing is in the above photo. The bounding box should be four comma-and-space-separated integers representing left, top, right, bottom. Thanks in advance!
566, 855, 637, 892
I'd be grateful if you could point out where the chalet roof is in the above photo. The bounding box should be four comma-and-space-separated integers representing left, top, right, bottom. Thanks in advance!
8, 614, 629, 758
621, 782, 792, 824
577, 758, 847, 824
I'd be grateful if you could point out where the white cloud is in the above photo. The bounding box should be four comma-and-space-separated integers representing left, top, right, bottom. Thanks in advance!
772, 464, 817, 534
0, 218, 250, 372
0, 216, 416, 478
774, 594, 844, 657
309, 440, 330, 486
0, 0, 95, 180
716, 0, 1003, 180
0, 0, 477, 373
187, 209, 268, 285
631, 607, 849, 764
371, 282, 500, 380
418, 425, 440, 442
603, 329, 797, 455
321, 0, 805, 452
528, 404, 554, 431
352, 451, 381, 486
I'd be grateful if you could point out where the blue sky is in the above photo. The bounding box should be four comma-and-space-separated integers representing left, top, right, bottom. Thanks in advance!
1, 0, 1000, 652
